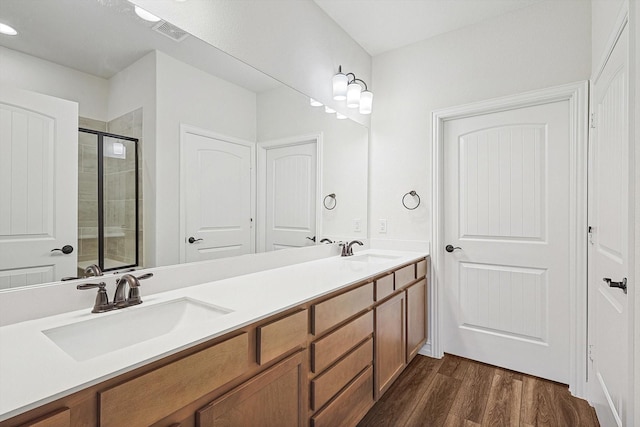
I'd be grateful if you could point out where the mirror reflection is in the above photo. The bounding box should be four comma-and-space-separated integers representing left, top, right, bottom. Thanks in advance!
0, 0, 368, 289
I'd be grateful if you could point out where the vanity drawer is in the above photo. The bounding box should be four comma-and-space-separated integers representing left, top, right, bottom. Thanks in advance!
394, 264, 416, 289
311, 337, 373, 411
375, 273, 394, 301
19, 408, 70, 427
416, 259, 428, 279
312, 283, 373, 336
311, 310, 373, 373
99, 333, 249, 427
257, 309, 308, 365
311, 365, 374, 427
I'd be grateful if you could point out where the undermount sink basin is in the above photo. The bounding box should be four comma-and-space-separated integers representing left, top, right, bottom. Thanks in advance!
346, 253, 402, 263
43, 298, 233, 361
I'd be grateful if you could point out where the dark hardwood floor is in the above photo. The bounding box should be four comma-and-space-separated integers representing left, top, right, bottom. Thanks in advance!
358, 354, 599, 427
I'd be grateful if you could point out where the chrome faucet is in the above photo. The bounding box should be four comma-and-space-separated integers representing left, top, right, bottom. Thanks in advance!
341, 240, 364, 256
114, 273, 153, 308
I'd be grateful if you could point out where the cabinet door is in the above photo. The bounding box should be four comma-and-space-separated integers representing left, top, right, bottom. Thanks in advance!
197, 351, 306, 427
406, 279, 427, 363
374, 292, 405, 398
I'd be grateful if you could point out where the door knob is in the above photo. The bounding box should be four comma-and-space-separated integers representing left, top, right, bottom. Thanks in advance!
445, 244, 462, 253
603, 277, 627, 294
187, 237, 203, 244
51, 245, 74, 254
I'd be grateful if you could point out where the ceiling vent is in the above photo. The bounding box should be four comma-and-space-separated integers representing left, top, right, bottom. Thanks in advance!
152, 21, 189, 42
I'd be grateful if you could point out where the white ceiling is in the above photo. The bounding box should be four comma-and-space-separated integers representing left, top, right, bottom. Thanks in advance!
314, 0, 544, 56
0, 0, 280, 92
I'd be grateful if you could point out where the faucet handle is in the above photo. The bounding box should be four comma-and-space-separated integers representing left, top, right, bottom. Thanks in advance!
136, 273, 153, 281
77, 282, 112, 313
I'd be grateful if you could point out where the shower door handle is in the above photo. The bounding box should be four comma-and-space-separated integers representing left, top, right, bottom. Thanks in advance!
51, 245, 74, 254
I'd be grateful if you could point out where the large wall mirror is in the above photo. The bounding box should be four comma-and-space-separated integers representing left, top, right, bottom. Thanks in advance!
0, 0, 368, 289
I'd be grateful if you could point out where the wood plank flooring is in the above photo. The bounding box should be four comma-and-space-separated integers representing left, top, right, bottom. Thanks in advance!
358, 354, 599, 427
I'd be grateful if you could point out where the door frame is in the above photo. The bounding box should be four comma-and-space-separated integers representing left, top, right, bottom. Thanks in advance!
178, 124, 256, 263
256, 133, 323, 252
431, 81, 589, 396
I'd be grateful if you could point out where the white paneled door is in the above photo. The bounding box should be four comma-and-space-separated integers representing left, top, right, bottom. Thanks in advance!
263, 141, 317, 251
442, 100, 572, 383
181, 127, 253, 262
588, 23, 630, 427
0, 87, 78, 288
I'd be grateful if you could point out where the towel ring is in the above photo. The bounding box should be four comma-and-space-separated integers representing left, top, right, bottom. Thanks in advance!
323, 193, 337, 210
402, 190, 420, 210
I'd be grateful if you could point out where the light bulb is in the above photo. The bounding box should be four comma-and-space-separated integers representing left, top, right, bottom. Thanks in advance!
310, 98, 322, 107
325, 106, 336, 114
346, 82, 361, 108
336, 113, 347, 120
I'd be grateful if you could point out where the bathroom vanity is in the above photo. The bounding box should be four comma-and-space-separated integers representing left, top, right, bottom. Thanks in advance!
0, 251, 428, 427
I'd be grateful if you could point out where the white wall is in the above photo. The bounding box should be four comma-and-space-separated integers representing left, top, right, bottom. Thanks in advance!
131, 0, 371, 126
0, 46, 108, 120
154, 51, 257, 266
257, 85, 369, 241
107, 51, 158, 268
369, 0, 591, 242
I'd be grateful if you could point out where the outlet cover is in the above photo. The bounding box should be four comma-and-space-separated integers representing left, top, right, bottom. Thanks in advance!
379, 219, 387, 234
353, 219, 361, 232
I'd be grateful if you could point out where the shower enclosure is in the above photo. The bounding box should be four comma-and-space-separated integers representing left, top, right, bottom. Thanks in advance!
77, 128, 139, 274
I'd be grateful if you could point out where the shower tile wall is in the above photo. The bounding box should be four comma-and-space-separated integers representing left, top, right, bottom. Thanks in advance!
106, 108, 143, 268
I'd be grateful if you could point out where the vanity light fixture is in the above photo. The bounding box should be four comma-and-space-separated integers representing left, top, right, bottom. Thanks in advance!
336, 112, 348, 120
134, 5, 162, 22
310, 98, 323, 107
324, 106, 336, 114
0, 23, 18, 36
332, 65, 373, 114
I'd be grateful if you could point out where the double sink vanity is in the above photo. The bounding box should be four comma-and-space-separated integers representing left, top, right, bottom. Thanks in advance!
0, 249, 429, 427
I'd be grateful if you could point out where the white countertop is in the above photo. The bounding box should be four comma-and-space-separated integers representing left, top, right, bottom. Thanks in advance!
0, 249, 427, 421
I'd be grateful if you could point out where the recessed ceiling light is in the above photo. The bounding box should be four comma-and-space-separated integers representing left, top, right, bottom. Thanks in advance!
0, 23, 18, 36
134, 5, 161, 22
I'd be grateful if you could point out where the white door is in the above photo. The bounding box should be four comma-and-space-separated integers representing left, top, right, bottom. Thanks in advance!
443, 100, 572, 383
264, 142, 317, 251
587, 24, 630, 427
0, 86, 78, 287
181, 128, 253, 262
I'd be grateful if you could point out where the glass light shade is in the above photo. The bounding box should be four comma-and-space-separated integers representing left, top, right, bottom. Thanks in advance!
332, 73, 348, 100
309, 98, 322, 107
134, 5, 161, 22
336, 113, 348, 120
346, 83, 361, 108
359, 91, 373, 115
324, 106, 336, 114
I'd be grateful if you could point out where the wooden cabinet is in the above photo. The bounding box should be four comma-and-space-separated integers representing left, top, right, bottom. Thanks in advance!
374, 291, 406, 398
406, 279, 427, 363
197, 351, 306, 427
4, 257, 429, 427
100, 333, 249, 427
